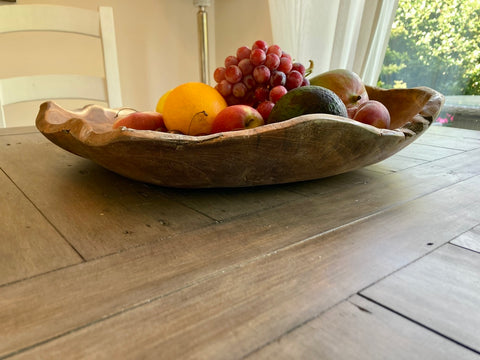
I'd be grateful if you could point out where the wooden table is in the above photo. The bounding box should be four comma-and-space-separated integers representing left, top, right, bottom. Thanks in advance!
1, 124, 479, 359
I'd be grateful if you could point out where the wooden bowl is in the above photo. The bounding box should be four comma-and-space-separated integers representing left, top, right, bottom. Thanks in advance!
36, 86, 444, 188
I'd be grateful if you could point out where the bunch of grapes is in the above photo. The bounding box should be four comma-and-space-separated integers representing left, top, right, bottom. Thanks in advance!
213, 40, 312, 120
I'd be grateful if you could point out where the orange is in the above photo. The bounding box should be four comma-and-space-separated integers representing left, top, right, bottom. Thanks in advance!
155, 89, 172, 114
162, 82, 227, 135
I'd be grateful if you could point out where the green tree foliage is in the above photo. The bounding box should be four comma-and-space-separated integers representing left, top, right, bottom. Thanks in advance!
379, 0, 480, 95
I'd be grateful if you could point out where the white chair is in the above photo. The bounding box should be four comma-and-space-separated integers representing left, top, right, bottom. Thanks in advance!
0, 4, 122, 128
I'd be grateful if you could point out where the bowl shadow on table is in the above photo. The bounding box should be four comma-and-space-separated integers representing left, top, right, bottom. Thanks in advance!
49, 148, 429, 262
65, 155, 390, 224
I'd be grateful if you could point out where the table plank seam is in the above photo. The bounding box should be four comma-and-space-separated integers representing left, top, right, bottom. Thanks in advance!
0, 192, 442, 357
0, 274, 212, 359
450, 238, 480, 254
396, 147, 468, 162
354, 219, 480, 297
6, 165, 479, 269
178, 197, 303, 223
3, 165, 476, 304
273, 173, 480, 258
236, 241, 480, 358
401, 146, 479, 167
0, 167, 87, 263
0, 282, 201, 360
114, 170, 479, 298
356, 293, 480, 356
2, 126, 479, 358
161, 187, 307, 224
239, 296, 352, 359
3, 206, 478, 356
9, 172, 473, 357
353, 245, 444, 303
0, 128, 39, 137
416, 139, 480, 151
0, 262, 81, 290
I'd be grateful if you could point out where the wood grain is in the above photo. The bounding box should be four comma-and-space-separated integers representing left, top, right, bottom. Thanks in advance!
415, 130, 480, 151
0, 126, 37, 136
428, 125, 480, 139
157, 184, 304, 222
1, 125, 479, 359
4, 173, 480, 359
0, 127, 480, 259
361, 244, 480, 353
247, 295, 480, 360
0, 133, 215, 259
394, 142, 463, 161
368, 155, 427, 173
1, 130, 479, 260
1, 130, 78, 284
0, 163, 81, 286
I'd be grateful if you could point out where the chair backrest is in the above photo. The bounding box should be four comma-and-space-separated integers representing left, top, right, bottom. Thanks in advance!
0, 4, 122, 128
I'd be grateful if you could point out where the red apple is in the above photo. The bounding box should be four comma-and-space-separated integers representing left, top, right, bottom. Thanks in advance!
113, 111, 166, 131
210, 105, 264, 133
352, 100, 391, 129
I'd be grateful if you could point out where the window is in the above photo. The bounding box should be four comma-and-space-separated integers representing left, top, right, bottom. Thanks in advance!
379, 0, 480, 130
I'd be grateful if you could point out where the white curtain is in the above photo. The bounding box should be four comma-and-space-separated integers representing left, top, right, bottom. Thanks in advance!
267, 0, 399, 85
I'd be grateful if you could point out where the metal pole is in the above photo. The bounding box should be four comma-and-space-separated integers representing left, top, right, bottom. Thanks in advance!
194, 0, 210, 84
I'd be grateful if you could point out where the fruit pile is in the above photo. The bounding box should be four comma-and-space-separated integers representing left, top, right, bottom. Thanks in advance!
113, 40, 392, 135
213, 40, 312, 120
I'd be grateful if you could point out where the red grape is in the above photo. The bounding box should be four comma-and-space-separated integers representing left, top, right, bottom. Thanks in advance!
243, 91, 256, 106
270, 71, 286, 87
225, 95, 242, 106
252, 40, 268, 52
225, 55, 239, 67
236, 46, 251, 61
242, 74, 256, 90
213, 40, 311, 120
270, 85, 288, 103
254, 86, 269, 103
281, 52, 292, 61
265, 53, 280, 71
286, 70, 303, 90
238, 58, 254, 75
213, 67, 226, 83
232, 82, 248, 98
253, 65, 270, 84
225, 65, 242, 83
257, 101, 275, 121
216, 80, 232, 97
292, 62, 306, 76
278, 57, 292, 73
267, 44, 282, 57
250, 48, 266, 66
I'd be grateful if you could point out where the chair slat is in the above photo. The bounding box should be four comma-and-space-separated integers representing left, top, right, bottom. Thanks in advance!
0, 4, 100, 37
0, 75, 107, 105
0, 5, 122, 128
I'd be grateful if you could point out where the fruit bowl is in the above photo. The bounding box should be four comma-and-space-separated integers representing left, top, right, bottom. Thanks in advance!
36, 86, 444, 188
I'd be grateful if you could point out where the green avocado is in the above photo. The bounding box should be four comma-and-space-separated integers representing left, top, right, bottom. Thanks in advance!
267, 85, 348, 124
